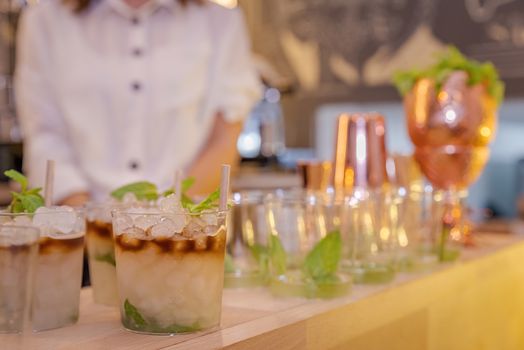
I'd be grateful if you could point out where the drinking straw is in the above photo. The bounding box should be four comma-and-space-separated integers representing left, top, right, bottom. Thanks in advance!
44, 160, 55, 207
174, 170, 182, 202
219, 164, 230, 211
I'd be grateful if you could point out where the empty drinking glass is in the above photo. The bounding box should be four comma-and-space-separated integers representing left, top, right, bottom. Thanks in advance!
265, 193, 352, 299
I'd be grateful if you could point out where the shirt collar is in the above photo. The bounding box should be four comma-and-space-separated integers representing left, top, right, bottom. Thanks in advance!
100, 0, 177, 19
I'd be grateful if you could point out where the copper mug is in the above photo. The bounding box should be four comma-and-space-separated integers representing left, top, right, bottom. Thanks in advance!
332, 113, 388, 191
297, 160, 332, 192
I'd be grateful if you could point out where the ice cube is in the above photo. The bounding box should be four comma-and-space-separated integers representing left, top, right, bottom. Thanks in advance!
159, 194, 183, 213
124, 226, 146, 239
148, 219, 176, 239
134, 215, 159, 231
204, 225, 219, 236
33, 206, 77, 234
166, 214, 186, 233
182, 219, 204, 238
13, 215, 32, 226
119, 227, 147, 249
201, 213, 218, 226
113, 214, 133, 233
194, 234, 208, 251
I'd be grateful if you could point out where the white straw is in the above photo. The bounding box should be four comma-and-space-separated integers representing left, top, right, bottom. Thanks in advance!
219, 164, 230, 211
174, 170, 182, 201
44, 160, 55, 207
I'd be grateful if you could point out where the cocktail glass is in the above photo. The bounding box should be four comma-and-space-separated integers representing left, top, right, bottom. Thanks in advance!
0, 225, 39, 333
342, 188, 398, 284
224, 191, 270, 288
265, 194, 352, 299
86, 202, 118, 306
0, 207, 85, 331
112, 207, 228, 334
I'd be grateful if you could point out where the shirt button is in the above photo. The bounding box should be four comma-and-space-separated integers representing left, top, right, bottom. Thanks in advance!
131, 17, 140, 25
131, 82, 142, 92
132, 48, 143, 57
129, 161, 140, 170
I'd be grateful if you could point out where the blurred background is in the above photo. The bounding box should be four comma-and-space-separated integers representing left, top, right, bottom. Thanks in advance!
2, 0, 524, 216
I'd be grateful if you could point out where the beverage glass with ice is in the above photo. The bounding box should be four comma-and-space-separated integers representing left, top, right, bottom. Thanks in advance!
112, 203, 227, 334
0, 206, 85, 331
0, 225, 39, 333
86, 202, 119, 306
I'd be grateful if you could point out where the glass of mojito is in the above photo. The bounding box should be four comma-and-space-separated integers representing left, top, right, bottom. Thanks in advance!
224, 191, 271, 288
112, 194, 228, 334
0, 207, 85, 331
0, 225, 39, 333
85, 202, 119, 306
265, 193, 352, 299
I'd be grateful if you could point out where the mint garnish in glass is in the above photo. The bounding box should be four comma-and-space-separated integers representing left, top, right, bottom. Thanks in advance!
4, 170, 44, 213
393, 46, 504, 105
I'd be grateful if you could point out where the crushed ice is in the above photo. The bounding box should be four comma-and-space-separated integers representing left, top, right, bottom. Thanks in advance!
33, 206, 78, 235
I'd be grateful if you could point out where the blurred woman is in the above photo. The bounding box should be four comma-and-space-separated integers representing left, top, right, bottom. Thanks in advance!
15, 0, 260, 204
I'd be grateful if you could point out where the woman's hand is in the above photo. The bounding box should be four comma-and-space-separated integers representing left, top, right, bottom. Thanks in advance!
186, 112, 242, 196
58, 192, 90, 207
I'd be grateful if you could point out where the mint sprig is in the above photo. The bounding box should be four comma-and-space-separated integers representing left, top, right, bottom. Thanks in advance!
393, 46, 505, 105
269, 234, 287, 275
189, 188, 220, 213
161, 177, 196, 197
123, 299, 147, 328
111, 181, 158, 201
123, 299, 200, 333
162, 177, 196, 209
302, 231, 342, 281
4, 170, 44, 214
250, 243, 269, 276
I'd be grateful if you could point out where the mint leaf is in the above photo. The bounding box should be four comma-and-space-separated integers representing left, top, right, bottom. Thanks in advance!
303, 231, 342, 281
190, 188, 220, 213
20, 194, 44, 214
269, 234, 287, 275
393, 45, 505, 105
162, 177, 196, 205
94, 252, 116, 266
6, 170, 44, 214
250, 244, 268, 264
161, 322, 201, 333
181, 177, 195, 192
181, 194, 195, 209
250, 244, 269, 276
4, 169, 28, 192
111, 181, 158, 201
124, 299, 147, 328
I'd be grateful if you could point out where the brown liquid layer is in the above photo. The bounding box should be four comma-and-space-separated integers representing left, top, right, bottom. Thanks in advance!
39, 236, 84, 255
86, 220, 113, 240
0, 243, 36, 254
115, 228, 226, 254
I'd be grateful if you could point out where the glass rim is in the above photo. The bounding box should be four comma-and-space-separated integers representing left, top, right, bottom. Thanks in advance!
111, 207, 229, 217
0, 224, 40, 234
264, 194, 346, 206
0, 208, 84, 216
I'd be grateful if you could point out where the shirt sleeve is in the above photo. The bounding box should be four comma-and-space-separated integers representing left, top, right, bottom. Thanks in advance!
209, 8, 262, 123
15, 7, 89, 202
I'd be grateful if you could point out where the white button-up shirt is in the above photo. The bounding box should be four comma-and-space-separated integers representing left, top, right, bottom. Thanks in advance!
15, 0, 261, 201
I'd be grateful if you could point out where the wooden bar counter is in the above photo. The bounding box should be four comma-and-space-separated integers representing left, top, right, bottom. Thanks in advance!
3, 232, 524, 350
